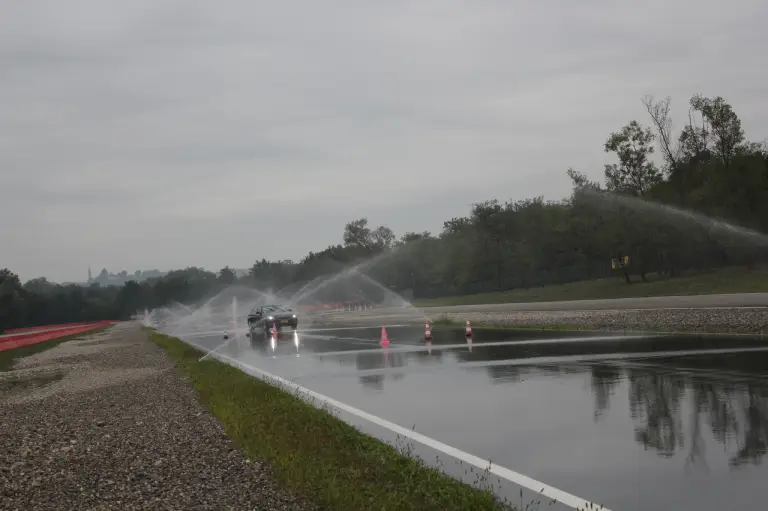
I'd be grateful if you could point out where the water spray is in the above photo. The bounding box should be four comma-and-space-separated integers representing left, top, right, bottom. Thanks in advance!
582, 187, 768, 246
232, 296, 238, 340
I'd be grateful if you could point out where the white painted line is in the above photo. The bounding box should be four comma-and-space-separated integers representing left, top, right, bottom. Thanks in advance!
173, 329, 229, 338
184, 338, 611, 511
300, 334, 383, 347
168, 324, 411, 339
312, 334, 656, 358
302, 333, 378, 342
290, 345, 768, 381
301, 324, 410, 333
610, 359, 768, 383
442, 345, 768, 371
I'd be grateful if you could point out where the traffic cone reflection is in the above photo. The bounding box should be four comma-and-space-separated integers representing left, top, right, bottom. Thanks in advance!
380, 325, 390, 347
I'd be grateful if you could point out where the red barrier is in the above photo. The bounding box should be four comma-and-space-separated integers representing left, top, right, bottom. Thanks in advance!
1, 320, 116, 341
3, 321, 95, 334
0, 321, 118, 352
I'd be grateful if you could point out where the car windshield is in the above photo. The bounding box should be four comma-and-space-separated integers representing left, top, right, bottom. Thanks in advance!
261, 305, 292, 313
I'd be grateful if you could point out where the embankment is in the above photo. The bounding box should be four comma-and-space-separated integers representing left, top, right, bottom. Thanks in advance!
311, 295, 768, 334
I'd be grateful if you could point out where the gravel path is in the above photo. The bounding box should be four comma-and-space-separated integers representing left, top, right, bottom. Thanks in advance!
0, 323, 315, 511
439, 308, 768, 333
313, 305, 768, 333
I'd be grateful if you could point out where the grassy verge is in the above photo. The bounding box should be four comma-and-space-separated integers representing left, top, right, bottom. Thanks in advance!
149, 330, 510, 511
0, 326, 110, 372
415, 265, 768, 307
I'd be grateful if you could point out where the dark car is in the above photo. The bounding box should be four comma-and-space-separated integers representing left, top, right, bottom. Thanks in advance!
246, 304, 298, 335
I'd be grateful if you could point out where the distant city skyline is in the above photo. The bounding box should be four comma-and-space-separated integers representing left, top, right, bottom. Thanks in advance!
49, 265, 253, 287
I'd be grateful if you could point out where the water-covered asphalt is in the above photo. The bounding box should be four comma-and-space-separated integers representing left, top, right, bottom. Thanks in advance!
174, 321, 768, 511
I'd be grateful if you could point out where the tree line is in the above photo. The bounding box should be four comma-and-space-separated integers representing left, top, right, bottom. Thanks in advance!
2, 93, 767, 332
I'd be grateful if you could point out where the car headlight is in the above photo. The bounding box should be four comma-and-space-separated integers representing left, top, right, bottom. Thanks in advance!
268, 316, 274, 320
292, 314, 296, 318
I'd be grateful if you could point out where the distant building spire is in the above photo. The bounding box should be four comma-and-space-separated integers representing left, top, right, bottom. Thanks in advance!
88, 265, 92, 283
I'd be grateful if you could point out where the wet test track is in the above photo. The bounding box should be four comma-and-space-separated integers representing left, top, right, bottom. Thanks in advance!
175, 321, 768, 511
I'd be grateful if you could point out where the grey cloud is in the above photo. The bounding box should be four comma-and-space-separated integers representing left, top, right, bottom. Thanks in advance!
2, 0, 767, 282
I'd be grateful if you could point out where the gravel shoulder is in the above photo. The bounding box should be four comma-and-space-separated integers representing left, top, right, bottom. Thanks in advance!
437, 307, 768, 333
313, 305, 768, 334
0, 323, 314, 511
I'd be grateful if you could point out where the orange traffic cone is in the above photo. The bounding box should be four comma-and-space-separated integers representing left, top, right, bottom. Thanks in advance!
465, 320, 472, 337
380, 325, 390, 347
425, 320, 432, 342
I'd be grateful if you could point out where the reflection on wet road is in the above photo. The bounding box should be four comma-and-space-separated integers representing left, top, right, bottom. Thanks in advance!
182, 325, 768, 511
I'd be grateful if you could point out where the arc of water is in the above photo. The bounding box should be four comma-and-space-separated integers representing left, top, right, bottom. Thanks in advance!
287, 246, 405, 306
347, 268, 427, 316
198, 335, 239, 362
584, 188, 768, 246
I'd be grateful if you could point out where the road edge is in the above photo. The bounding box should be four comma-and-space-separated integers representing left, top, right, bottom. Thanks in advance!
148, 327, 514, 511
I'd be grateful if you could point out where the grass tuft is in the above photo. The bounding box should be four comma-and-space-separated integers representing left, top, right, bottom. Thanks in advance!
150, 330, 512, 511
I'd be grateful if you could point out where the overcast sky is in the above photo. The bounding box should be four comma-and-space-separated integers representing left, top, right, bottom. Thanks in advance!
2, 0, 767, 283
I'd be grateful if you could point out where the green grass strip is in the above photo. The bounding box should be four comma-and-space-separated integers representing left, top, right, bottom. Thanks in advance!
149, 330, 510, 511
414, 265, 768, 307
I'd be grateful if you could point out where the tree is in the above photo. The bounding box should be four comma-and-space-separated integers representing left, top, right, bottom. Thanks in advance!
442, 217, 471, 235
115, 281, 145, 318
690, 94, 745, 169
218, 266, 237, 285
343, 218, 372, 250
604, 120, 661, 195
642, 95, 681, 174
370, 226, 395, 251
343, 218, 395, 255
566, 168, 601, 190
23, 277, 57, 295
0, 269, 26, 333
